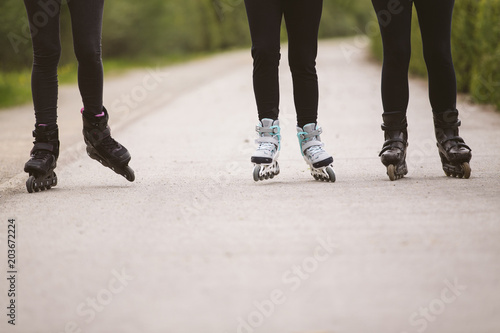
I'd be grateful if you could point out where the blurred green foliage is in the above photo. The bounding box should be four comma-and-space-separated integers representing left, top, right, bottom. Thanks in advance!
1, 0, 372, 70
0, 0, 372, 108
451, 0, 479, 93
469, 0, 500, 109
370, 0, 500, 110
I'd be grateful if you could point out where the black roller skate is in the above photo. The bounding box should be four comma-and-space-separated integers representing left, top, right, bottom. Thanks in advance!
24, 124, 59, 193
379, 118, 408, 181
82, 107, 135, 182
433, 109, 471, 179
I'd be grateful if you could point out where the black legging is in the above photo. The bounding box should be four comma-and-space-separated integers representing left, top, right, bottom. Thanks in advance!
24, 0, 104, 126
244, 0, 323, 127
372, 0, 457, 124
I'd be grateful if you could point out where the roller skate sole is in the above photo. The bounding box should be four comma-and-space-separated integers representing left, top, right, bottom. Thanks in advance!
86, 146, 135, 182
385, 161, 408, 181
310, 165, 336, 182
26, 171, 58, 193
439, 152, 471, 179
303, 156, 335, 183
253, 160, 280, 182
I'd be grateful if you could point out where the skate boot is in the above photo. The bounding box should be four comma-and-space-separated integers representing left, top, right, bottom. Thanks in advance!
24, 124, 59, 193
297, 123, 335, 182
379, 118, 408, 181
433, 109, 471, 178
82, 107, 135, 182
251, 118, 281, 181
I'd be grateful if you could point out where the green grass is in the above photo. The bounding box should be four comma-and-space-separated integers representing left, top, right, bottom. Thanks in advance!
0, 71, 32, 109
0, 51, 214, 110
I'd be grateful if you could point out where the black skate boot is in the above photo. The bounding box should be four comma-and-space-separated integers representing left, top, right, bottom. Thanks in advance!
433, 109, 471, 179
82, 107, 135, 182
379, 118, 408, 181
24, 124, 59, 193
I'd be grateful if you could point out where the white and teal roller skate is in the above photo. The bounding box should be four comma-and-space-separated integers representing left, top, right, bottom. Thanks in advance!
251, 118, 281, 182
297, 123, 336, 182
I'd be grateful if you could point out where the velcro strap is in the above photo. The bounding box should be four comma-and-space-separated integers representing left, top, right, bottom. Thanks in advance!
384, 138, 405, 145
256, 126, 279, 134
301, 139, 323, 151
435, 119, 461, 129
379, 138, 406, 155
32, 142, 56, 153
256, 136, 279, 145
381, 123, 407, 131
380, 145, 404, 155
441, 136, 471, 152
298, 128, 322, 140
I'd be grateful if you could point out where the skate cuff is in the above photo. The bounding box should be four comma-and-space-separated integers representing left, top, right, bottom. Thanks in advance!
433, 109, 461, 128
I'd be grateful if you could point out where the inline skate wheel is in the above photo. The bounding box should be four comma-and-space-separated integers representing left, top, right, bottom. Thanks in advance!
253, 165, 261, 182
462, 162, 471, 179
26, 176, 36, 193
326, 166, 336, 183
122, 166, 135, 182
387, 164, 396, 181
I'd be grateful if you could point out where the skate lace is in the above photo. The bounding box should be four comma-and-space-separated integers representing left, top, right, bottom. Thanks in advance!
257, 142, 276, 153
305, 145, 324, 160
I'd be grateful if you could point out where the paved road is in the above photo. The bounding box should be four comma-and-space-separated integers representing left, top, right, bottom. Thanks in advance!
1, 39, 499, 333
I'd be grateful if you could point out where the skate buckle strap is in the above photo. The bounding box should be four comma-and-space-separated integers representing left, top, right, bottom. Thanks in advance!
379, 137, 407, 156
440, 136, 471, 152
436, 119, 461, 129
381, 123, 407, 131
31, 142, 56, 154
301, 139, 324, 152
297, 127, 323, 156
256, 125, 280, 135
298, 127, 323, 141
256, 125, 281, 146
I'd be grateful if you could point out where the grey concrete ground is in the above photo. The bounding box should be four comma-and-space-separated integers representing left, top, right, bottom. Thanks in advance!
0, 39, 499, 333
